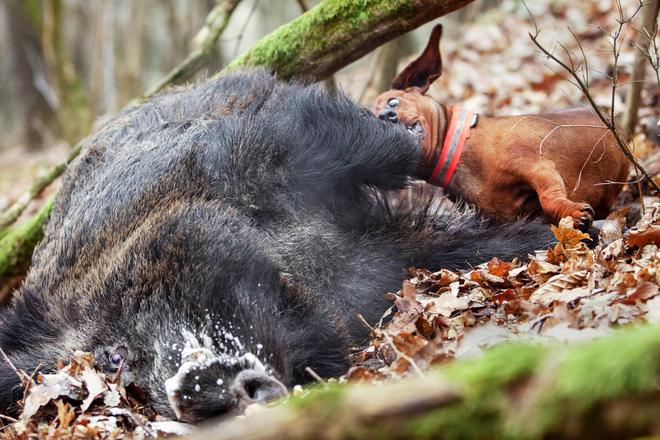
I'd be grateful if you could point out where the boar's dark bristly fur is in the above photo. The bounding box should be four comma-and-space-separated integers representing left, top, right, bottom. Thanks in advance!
0, 70, 554, 422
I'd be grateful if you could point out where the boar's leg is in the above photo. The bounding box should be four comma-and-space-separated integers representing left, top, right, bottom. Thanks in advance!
419, 217, 556, 271
281, 102, 420, 194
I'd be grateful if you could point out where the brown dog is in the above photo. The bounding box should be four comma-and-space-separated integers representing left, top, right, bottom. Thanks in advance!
373, 24, 630, 230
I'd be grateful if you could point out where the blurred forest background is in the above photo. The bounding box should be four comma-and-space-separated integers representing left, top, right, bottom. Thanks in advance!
0, 0, 658, 212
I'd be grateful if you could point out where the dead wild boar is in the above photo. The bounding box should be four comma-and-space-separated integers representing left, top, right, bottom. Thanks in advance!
0, 70, 555, 423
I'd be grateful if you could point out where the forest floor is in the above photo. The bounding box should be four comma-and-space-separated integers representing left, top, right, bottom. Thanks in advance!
0, 0, 658, 438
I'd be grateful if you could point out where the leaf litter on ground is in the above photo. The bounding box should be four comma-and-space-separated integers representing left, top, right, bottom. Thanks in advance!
0, 352, 194, 439
347, 204, 660, 383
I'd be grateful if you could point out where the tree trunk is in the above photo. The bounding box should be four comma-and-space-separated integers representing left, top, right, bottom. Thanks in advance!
42, 0, 93, 144
223, 0, 473, 80
0, 0, 472, 296
189, 324, 660, 440
621, 0, 659, 136
143, 0, 243, 97
4, 0, 56, 150
359, 34, 415, 106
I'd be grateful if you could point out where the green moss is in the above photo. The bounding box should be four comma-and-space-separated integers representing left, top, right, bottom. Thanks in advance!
523, 325, 660, 437
407, 343, 547, 440
224, 0, 414, 79
556, 325, 660, 401
23, 0, 43, 33
280, 325, 659, 440
404, 326, 660, 440
288, 382, 347, 417
0, 196, 53, 278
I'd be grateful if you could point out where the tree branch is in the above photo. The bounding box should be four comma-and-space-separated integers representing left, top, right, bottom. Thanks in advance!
223, 0, 473, 80
0, 0, 243, 240
0, 143, 81, 232
0, 196, 54, 293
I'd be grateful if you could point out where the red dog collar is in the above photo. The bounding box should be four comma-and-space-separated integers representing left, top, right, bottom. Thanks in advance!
427, 108, 477, 188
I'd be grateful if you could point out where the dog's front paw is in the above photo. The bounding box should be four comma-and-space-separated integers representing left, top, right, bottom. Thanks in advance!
568, 203, 595, 231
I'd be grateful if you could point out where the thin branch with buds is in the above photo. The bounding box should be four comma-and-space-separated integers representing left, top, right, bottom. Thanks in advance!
636, 26, 660, 89
525, 0, 659, 197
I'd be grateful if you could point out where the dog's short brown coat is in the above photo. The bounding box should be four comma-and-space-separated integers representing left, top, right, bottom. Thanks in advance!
373, 25, 630, 230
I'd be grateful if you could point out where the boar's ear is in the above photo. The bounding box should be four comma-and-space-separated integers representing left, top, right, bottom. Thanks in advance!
391, 24, 443, 94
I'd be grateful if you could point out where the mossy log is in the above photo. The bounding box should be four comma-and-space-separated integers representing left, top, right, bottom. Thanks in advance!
0, 197, 54, 301
190, 324, 660, 440
0, 0, 471, 293
224, 0, 472, 80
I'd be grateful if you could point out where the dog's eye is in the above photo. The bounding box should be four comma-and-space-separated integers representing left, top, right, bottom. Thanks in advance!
387, 98, 399, 108
108, 346, 128, 370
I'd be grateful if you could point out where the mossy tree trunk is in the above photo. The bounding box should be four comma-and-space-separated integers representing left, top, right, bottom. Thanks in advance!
0, 197, 54, 302
224, 0, 472, 80
621, 0, 659, 135
0, 0, 472, 293
190, 325, 660, 440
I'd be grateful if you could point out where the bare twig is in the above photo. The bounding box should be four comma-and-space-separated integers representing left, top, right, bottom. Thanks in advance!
0, 414, 18, 423
304, 367, 325, 384
502, 116, 610, 156
0, 143, 82, 233
295, 0, 309, 13
231, 0, 260, 61
355, 312, 375, 332
536, 125, 609, 154
528, 24, 659, 195
568, 27, 589, 85
0, 346, 31, 384
635, 24, 660, 90
112, 358, 126, 384
573, 130, 610, 193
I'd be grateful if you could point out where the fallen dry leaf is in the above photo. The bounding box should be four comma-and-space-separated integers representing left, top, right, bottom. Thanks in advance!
350, 203, 660, 382
626, 225, 660, 248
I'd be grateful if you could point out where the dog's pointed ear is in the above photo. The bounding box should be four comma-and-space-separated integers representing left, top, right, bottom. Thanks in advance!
391, 24, 443, 94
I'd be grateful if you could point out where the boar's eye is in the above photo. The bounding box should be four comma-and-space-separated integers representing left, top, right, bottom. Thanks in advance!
108, 346, 128, 371
387, 98, 400, 108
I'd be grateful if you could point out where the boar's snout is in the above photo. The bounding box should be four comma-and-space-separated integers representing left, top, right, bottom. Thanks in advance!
231, 369, 287, 405
165, 356, 287, 422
